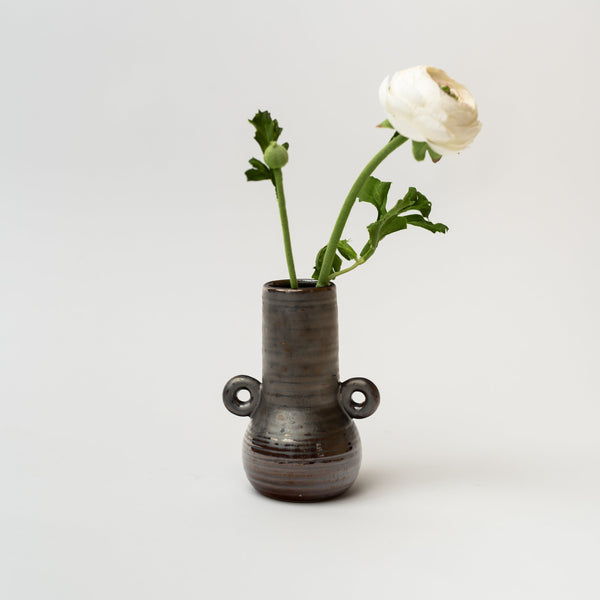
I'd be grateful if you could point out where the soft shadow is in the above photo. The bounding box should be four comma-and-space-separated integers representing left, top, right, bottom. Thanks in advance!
243, 455, 533, 504
340, 455, 531, 502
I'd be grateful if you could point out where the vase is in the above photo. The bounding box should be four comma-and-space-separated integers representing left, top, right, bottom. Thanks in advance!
223, 279, 379, 502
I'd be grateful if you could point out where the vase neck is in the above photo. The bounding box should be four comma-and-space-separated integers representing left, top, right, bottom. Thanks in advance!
261, 283, 339, 407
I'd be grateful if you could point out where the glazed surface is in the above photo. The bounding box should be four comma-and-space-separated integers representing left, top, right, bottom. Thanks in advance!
242, 281, 361, 502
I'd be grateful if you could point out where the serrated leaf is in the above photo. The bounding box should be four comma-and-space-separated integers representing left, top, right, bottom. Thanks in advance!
357, 185, 448, 270
245, 157, 273, 183
357, 176, 391, 219
337, 239, 357, 261
384, 188, 431, 218
383, 186, 418, 216
379, 216, 408, 237
376, 119, 394, 129
396, 186, 418, 211
245, 168, 270, 182
366, 188, 415, 248
312, 246, 343, 279
364, 186, 442, 251
412, 141, 427, 161
406, 191, 432, 218
248, 110, 283, 153
367, 215, 407, 248
405, 214, 448, 234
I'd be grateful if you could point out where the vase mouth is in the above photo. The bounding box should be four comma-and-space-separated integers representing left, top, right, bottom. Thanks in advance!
264, 279, 335, 292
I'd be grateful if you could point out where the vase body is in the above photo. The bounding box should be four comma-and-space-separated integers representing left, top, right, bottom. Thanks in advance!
223, 280, 379, 502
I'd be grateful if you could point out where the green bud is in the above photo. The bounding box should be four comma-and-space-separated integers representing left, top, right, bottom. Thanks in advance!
263, 141, 288, 169
440, 84, 458, 100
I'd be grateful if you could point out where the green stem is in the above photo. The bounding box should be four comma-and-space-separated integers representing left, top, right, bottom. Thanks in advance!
329, 258, 365, 279
329, 247, 375, 280
273, 168, 298, 288
316, 134, 407, 287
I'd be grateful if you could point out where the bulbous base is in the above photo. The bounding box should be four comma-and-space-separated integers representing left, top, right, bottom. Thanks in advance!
242, 413, 362, 502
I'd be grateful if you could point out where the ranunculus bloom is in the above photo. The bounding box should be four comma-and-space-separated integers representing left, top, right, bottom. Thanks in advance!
379, 65, 481, 154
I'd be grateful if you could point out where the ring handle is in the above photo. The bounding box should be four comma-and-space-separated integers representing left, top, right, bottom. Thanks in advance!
222, 375, 261, 417
339, 377, 380, 419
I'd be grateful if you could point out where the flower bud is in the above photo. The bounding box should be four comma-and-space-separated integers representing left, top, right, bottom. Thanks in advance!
263, 142, 289, 169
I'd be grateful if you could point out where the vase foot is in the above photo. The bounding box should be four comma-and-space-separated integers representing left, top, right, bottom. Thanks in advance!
250, 482, 355, 503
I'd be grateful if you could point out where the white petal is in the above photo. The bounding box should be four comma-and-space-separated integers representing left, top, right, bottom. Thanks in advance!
378, 76, 391, 111
387, 114, 426, 142
379, 65, 481, 152
385, 92, 415, 120
413, 113, 451, 142
389, 70, 425, 108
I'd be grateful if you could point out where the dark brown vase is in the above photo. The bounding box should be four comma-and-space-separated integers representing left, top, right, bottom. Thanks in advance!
223, 279, 379, 502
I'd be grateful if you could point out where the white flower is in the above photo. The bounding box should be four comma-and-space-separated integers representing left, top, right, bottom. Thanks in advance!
379, 65, 481, 154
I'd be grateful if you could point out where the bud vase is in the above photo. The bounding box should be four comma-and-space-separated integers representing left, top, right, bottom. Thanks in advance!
223, 279, 379, 502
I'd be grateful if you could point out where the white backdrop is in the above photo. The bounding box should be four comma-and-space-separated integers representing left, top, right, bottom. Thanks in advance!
1, 0, 599, 598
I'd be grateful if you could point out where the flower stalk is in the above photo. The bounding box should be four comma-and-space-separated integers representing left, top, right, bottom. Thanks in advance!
272, 168, 297, 288
315, 134, 407, 287
245, 67, 480, 288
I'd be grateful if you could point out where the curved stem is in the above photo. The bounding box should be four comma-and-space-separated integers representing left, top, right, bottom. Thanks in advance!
329, 258, 365, 280
273, 168, 298, 288
329, 247, 375, 280
316, 134, 407, 287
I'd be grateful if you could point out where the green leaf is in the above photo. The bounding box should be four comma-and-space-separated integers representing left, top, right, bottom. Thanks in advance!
312, 246, 342, 279
393, 188, 440, 220
365, 188, 415, 249
363, 186, 444, 252
248, 110, 283, 153
411, 139, 442, 163
379, 216, 408, 237
378, 186, 417, 217
367, 215, 408, 249
405, 214, 449, 234
337, 239, 357, 261
393, 186, 418, 213
384, 188, 431, 218
376, 215, 408, 239
332, 253, 343, 273
409, 191, 432, 218
412, 141, 427, 161
312, 246, 326, 279
427, 146, 442, 163
376, 119, 394, 129
357, 176, 391, 219
244, 157, 273, 183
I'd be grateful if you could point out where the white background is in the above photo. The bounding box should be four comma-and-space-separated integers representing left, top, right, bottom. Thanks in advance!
1, 0, 599, 598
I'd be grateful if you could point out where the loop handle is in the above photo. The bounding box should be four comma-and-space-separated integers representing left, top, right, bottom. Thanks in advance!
222, 375, 261, 417
339, 377, 380, 419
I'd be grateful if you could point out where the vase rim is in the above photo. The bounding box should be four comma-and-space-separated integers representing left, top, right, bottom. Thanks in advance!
264, 279, 335, 293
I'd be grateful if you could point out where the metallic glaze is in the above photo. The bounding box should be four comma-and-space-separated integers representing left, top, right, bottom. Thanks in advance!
223, 280, 379, 502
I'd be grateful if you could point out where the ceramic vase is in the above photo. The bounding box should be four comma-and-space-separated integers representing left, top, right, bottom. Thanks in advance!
223, 280, 379, 501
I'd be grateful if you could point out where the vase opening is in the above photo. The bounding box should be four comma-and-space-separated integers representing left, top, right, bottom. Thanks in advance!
265, 279, 335, 291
